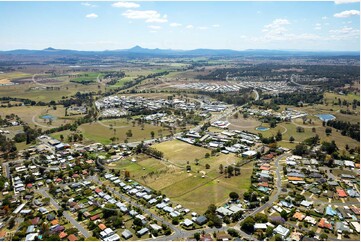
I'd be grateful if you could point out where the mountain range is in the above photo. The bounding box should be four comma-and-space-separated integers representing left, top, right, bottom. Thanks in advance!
0, 46, 359, 57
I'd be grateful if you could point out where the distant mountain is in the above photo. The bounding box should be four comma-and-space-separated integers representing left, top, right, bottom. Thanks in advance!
0, 46, 359, 57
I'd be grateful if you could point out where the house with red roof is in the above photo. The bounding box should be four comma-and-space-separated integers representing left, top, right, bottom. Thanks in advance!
90, 214, 100, 221
336, 189, 347, 198
59, 232, 68, 239
318, 218, 332, 230
67, 234, 78, 241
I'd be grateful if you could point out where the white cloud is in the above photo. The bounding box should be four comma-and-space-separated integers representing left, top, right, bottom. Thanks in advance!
334, 10, 360, 18
315, 23, 322, 30
198, 26, 209, 30
122, 10, 168, 23
170, 23, 182, 27
148, 25, 161, 30
256, 18, 321, 42
212, 24, 220, 28
329, 27, 360, 40
85, 13, 98, 19
334, 0, 359, 4
262, 18, 290, 38
112, 2, 140, 8
81, 2, 97, 8
186, 25, 194, 29
322, 16, 328, 20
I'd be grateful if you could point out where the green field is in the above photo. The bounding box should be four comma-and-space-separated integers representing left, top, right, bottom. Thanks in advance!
70, 72, 102, 83
76, 118, 171, 144
110, 140, 254, 213
153, 140, 209, 164
0, 81, 103, 102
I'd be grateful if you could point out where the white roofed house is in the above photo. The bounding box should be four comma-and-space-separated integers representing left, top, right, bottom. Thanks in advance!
273, 224, 290, 239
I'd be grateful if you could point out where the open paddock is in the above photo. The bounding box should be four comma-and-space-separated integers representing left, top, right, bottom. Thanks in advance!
78, 118, 171, 144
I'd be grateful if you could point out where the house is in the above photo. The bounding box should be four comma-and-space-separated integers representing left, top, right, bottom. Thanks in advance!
196, 216, 208, 225
59, 232, 68, 239
254, 223, 267, 230
98, 224, 107, 231
137, 228, 149, 236
304, 216, 317, 225
216, 207, 233, 216
336, 189, 347, 198
25, 233, 38, 241
183, 219, 193, 227
300, 200, 313, 208
293, 212, 305, 221
30, 217, 40, 226
67, 234, 78, 241
318, 218, 332, 230
26, 225, 35, 234
350, 206, 360, 215
350, 222, 360, 233
289, 231, 303, 241
149, 224, 162, 232
273, 225, 290, 239
122, 229, 133, 240
90, 214, 100, 221
335, 222, 351, 234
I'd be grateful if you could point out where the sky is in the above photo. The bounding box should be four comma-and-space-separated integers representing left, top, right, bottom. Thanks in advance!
0, 1, 360, 51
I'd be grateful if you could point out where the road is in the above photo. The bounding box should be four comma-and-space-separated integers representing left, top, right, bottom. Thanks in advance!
86, 176, 183, 238
37, 188, 91, 238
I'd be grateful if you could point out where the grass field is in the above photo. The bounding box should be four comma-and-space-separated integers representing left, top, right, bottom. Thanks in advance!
0, 81, 104, 102
77, 118, 171, 144
69, 72, 101, 83
153, 140, 209, 164
0, 72, 33, 80
111, 140, 254, 213
0, 105, 80, 130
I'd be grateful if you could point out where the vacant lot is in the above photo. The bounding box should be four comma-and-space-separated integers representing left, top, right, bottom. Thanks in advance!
153, 140, 209, 164
78, 118, 171, 144
118, 141, 254, 213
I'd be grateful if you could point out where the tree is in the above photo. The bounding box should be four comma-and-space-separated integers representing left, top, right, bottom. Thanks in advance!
205, 164, 210, 169
205, 153, 210, 158
255, 213, 268, 223
320, 233, 328, 241
325, 127, 332, 136
280, 210, 288, 220
150, 131, 155, 139
289, 136, 295, 143
194, 233, 200, 241
126, 129, 133, 138
229, 192, 239, 201
241, 217, 255, 233
275, 130, 282, 141
219, 164, 223, 174
227, 166, 234, 177
275, 234, 283, 241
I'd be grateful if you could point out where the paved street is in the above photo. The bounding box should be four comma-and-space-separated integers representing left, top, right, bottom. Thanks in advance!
37, 189, 91, 238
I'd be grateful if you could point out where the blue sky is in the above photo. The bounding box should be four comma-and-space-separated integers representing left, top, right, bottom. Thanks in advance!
0, 1, 359, 51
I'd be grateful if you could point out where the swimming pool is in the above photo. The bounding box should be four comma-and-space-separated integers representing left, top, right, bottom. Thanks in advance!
256, 126, 270, 131
315, 114, 336, 122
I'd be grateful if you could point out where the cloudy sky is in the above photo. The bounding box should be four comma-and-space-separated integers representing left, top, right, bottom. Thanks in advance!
0, 1, 359, 51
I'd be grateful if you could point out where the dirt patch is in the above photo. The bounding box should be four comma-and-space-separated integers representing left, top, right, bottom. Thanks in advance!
0, 78, 12, 85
